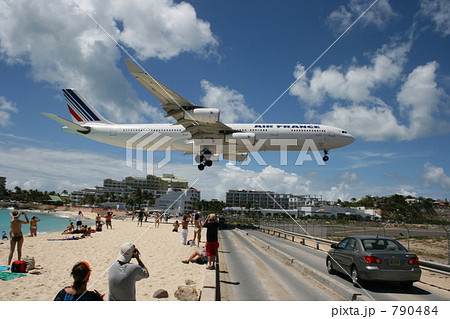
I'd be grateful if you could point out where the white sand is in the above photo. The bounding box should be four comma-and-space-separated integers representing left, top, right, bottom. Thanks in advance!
0, 217, 206, 301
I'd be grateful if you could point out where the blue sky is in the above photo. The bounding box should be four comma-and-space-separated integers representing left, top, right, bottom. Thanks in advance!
0, 0, 449, 202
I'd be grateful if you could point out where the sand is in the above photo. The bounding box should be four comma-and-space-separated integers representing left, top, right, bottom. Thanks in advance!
0, 214, 206, 301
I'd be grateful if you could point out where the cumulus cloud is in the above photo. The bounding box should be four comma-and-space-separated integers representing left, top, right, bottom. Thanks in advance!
328, 0, 396, 33
423, 162, 450, 190
200, 80, 258, 123
289, 38, 449, 141
0, 0, 218, 123
0, 96, 18, 127
420, 0, 450, 36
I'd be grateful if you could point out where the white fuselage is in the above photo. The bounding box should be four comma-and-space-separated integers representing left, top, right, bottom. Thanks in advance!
66, 122, 354, 154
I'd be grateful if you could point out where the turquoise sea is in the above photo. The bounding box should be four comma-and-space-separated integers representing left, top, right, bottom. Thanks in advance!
0, 209, 94, 235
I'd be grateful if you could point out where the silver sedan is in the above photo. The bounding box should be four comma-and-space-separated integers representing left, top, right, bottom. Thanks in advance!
326, 235, 421, 289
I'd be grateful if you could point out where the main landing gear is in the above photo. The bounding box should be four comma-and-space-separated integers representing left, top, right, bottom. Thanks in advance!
323, 149, 329, 162
195, 149, 213, 171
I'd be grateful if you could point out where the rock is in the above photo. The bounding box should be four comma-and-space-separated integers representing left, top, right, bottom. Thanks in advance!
153, 289, 169, 299
174, 285, 199, 301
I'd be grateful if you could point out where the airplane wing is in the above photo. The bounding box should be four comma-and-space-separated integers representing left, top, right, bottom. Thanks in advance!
126, 59, 235, 139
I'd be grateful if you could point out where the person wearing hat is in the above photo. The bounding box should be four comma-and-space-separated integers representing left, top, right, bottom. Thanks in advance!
8, 210, 29, 265
108, 242, 149, 301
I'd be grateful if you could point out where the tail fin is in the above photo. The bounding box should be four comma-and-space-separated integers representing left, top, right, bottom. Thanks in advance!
62, 89, 111, 124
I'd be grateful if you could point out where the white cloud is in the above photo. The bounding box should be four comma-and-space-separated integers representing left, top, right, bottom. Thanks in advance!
0, 0, 218, 123
0, 96, 18, 127
327, 0, 396, 33
420, 0, 450, 36
290, 39, 449, 141
290, 41, 410, 106
200, 80, 258, 123
423, 162, 450, 190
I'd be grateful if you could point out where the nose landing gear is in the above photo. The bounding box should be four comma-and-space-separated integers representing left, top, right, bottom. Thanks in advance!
323, 149, 329, 162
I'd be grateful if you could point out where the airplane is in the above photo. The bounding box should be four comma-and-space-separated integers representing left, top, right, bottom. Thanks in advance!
43, 60, 355, 170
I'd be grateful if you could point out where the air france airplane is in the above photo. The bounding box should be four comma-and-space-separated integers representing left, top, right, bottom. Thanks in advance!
43, 60, 354, 170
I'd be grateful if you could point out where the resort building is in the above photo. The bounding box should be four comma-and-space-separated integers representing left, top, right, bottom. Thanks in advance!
153, 188, 200, 215
0, 176, 6, 190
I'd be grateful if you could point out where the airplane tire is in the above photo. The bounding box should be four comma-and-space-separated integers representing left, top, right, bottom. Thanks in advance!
198, 164, 205, 171
323, 155, 329, 162
205, 160, 213, 167
195, 155, 202, 163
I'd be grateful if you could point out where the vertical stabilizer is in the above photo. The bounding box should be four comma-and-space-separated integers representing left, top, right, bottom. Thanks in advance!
62, 89, 111, 124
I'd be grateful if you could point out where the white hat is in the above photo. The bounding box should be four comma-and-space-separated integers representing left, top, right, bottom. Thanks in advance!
117, 242, 135, 263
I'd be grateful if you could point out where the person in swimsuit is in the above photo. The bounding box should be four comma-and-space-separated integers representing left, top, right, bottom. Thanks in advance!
54, 261, 103, 301
172, 220, 179, 232
105, 212, 113, 229
30, 216, 40, 237
8, 211, 29, 265
192, 213, 202, 247
154, 212, 160, 228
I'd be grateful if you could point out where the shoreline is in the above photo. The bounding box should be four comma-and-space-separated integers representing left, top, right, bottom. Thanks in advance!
0, 219, 207, 301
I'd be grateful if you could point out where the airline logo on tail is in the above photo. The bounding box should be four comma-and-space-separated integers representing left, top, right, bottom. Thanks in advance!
62, 89, 108, 123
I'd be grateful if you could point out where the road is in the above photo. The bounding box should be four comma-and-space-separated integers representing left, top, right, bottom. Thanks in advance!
218, 227, 450, 301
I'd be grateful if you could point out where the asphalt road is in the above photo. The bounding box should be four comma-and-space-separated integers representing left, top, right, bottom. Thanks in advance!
218, 227, 450, 301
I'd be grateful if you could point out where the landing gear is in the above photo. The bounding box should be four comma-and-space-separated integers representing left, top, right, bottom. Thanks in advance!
196, 149, 213, 170
323, 149, 329, 162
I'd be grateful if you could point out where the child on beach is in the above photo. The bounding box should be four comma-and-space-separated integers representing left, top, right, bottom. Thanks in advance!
54, 261, 104, 301
30, 216, 41, 237
172, 220, 179, 232
8, 211, 29, 265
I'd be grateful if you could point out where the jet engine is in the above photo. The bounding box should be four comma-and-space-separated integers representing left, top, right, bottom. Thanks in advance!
185, 108, 220, 123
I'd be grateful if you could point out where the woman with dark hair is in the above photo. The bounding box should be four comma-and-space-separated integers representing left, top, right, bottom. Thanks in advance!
54, 261, 104, 301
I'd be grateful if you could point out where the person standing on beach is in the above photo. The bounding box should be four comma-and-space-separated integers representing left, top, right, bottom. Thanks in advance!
105, 212, 113, 229
181, 215, 189, 245
54, 261, 104, 301
30, 216, 40, 237
137, 210, 144, 227
8, 211, 29, 265
154, 212, 160, 228
76, 211, 83, 229
203, 214, 219, 270
192, 213, 202, 247
108, 243, 149, 301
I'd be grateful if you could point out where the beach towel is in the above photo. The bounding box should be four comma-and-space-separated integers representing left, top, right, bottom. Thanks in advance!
0, 266, 10, 271
47, 236, 79, 241
0, 271, 26, 281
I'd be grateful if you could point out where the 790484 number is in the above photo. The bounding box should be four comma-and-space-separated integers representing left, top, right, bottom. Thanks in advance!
392, 306, 438, 316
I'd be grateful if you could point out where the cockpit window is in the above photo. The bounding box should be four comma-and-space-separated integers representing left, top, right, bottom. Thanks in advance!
342, 131, 347, 134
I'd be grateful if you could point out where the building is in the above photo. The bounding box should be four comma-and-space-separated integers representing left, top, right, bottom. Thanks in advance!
71, 174, 190, 204
300, 206, 381, 220
226, 189, 322, 210
153, 188, 200, 215
0, 176, 6, 190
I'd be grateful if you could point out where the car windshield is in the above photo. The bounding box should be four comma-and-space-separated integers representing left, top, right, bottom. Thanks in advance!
361, 238, 407, 252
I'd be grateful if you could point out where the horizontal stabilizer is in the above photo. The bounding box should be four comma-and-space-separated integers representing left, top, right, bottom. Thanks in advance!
41, 113, 90, 134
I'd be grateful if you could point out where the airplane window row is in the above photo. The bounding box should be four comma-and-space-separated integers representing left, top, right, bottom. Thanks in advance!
122, 128, 183, 132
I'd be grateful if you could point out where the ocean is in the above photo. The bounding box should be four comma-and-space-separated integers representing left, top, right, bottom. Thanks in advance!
0, 209, 94, 236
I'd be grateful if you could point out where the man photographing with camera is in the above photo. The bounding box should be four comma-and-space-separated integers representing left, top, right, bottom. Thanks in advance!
108, 242, 149, 301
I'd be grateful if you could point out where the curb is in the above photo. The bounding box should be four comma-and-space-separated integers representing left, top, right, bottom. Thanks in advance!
237, 228, 371, 301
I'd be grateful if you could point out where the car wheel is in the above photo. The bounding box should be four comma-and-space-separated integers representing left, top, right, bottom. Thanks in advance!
351, 266, 363, 288
326, 257, 336, 274
400, 281, 414, 290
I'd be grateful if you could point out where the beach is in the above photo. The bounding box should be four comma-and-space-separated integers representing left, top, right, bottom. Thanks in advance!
0, 213, 207, 301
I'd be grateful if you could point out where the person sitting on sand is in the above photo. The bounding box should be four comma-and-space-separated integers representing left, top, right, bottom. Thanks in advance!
172, 220, 179, 232
30, 216, 41, 237
8, 211, 29, 265
54, 261, 104, 301
2, 230, 8, 240
108, 243, 149, 301
182, 248, 208, 265
62, 222, 75, 234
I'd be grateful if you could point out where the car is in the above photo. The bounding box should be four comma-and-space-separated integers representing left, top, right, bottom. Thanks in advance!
326, 235, 421, 289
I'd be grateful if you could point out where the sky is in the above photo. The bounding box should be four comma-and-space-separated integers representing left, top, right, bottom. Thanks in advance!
0, 0, 449, 202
